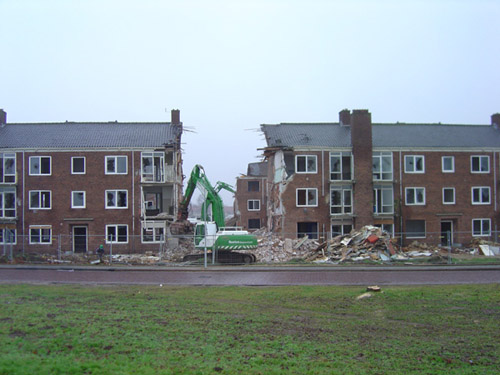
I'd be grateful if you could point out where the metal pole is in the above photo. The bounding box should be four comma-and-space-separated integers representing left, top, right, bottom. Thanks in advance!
447, 230, 451, 264
58, 234, 62, 261
109, 241, 113, 264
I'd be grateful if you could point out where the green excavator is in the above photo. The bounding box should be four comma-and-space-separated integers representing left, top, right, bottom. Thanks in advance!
177, 165, 258, 264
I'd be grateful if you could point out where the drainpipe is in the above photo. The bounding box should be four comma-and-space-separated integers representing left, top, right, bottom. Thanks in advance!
132, 150, 135, 251
22, 151, 26, 255
399, 150, 403, 247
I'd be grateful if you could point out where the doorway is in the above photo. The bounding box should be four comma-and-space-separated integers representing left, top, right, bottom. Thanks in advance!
73, 226, 88, 253
440, 221, 453, 246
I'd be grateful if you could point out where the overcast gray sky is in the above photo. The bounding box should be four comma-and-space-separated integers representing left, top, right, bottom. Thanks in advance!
1, 0, 499, 204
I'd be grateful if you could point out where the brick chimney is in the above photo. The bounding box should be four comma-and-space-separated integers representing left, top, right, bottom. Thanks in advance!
351, 109, 373, 228
0, 109, 6, 125
491, 113, 500, 128
171, 109, 180, 125
339, 109, 351, 126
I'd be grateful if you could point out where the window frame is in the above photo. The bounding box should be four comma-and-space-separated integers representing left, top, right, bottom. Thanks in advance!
331, 224, 353, 237
0, 153, 16, 183
296, 188, 318, 207
29, 225, 52, 244
295, 155, 317, 174
141, 222, 165, 243
405, 220, 426, 239
470, 155, 490, 174
442, 187, 456, 205
29, 190, 52, 210
0, 190, 16, 218
247, 199, 261, 211
441, 156, 455, 173
472, 218, 491, 237
105, 155, 128, 175
71, 156, 86, 175
372, 152, 393, 181
0, 228, 16, 245
471, 186, 491, 205
141, 151, 165, 182
330, 187, 352, 215
29, 156, 51, 176
105, 190, 128, 209
373, 186, 393, 214
405, 187, 426, 205
71, 191, 86, 209
247, 181, 260, 192
330, 152, 353, 181
106, 224, 129, 244
404, 155, 425, 174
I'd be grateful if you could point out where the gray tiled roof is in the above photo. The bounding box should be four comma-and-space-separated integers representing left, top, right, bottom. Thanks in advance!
0, 122, 182, 149
261, 122, 500, 149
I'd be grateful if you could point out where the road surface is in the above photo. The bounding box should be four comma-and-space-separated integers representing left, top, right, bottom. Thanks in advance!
0, 265, 499, 286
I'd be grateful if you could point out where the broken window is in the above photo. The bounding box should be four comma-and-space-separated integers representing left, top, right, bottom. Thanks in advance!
106, 224, 128, 243
406, 220, 425, 238
373, 152, 392, 180
29, 156, 51, 176
404, 155, 424, 173
30, 226, 52, 244
296, 155, 317, 173
247, 200, 260, 211
471, 155, 489, 173
405, 187, 425, 205
441, 156, 454, 173
373, 186, 393, 214
331, 224, 352, 236
472, 219, 490, 237
296, 188, 317, 207
248, 219, 261, 230
330, 187, 352, 215
0, 191, 16, 218
106, 190, 128, 209
248, 181, 260, 192
0, 153, 16, 183
442, 188, 455, 205
330, 152, 352, 181
141, 152, 165, 182
142, 222, 165, 243
374, 223, 394, 236
471, 187, 490, 205
297, 222, 318, 239
29, 191, 51, 209
105, 156, 127, 175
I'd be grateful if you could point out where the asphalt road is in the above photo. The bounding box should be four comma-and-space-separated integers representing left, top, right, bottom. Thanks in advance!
0, 265, 499, 286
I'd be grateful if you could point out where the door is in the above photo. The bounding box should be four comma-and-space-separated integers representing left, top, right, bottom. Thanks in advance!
440, 221, 453, 246
73, 226, 88, 253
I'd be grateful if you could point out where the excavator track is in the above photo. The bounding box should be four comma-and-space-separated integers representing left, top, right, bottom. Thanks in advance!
182, 250, 256, 264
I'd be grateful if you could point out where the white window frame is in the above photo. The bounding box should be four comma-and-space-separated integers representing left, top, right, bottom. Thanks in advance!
141, 222, 165, 243
106, 224, 129, 244
295, 155, 317, 174
29, 190, 52, 210
0, 228, 16, 244
105, 190, 128, 209
0, 153, 16, 183
470, 155, 490, 173
404, 155, 425, 174
471, 187, 491, 205
141, 152, 165, 182
405, 187, 426, 205
331, 224, 353, 236
372, 152, 393, 181
29, 225, 52, 244
330, 152, 353, 181
442, 187, 455, 205
296, 188, 318, 207
105, 155, 128, 175
472, 219, 490, 237
0, 191, 16, 218
373, 186, 393, 214
71, 191, 86, 209
330, 187, 352, 215
441, 156, 455, 173
247, 199, 261, 211
71, 156, 86, 175
29, 156, 51, 176
406, 220, 426, 239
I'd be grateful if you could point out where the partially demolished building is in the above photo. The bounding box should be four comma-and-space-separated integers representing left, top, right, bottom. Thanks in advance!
0, 109, 184, 254
260, 109, 500, 245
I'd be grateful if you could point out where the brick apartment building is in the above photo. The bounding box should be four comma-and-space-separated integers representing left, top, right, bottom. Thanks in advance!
235, 161, 268, 231
259, 109, 500, 246
0, 109, 183, 254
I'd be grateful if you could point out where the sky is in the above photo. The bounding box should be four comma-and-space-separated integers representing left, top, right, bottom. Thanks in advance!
1, 0, 499, 205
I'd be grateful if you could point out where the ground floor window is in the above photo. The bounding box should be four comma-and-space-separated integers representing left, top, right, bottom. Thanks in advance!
405, 220, 425, 239
331, 224, 352, 237
472, 219, 490, 237
142, 222, 165, 243
106, 225, 128, 244
0, 228, 16, 244
29, 226, 52, 244
297, 222, 318, 239
248, 218, 261, 230
375, 223, 394, 236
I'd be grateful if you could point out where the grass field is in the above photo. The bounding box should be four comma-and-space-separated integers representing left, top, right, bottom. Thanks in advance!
1, 284, 499, 374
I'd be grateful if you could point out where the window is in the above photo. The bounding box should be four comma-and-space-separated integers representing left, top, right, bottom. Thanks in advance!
29, 156, 51, 175
71, 157, 85, 174
330, 152, 352, 180
405, 187, 425, 205
296, 155, 317, 173
442, 188, 455, 205
297, 188, 318, 207
248, 181, 259, 192
404, 155, 424, 173
105, 156, 127, 175
472, 219, 490, 237
105, 190, 128, 209
471, 156, 489, 173
142, 222, 165, 243
331, 224, 352, 236
406, 220, 425, 238
373, 152, 393, 180
330, 187, 352, 214
247, 200, 260, 211
0, 153, 16, 183
30, 226, 52, 244
297, 222, 318, 239
106, 225, 128, 244
0, 191, 16, 218
0, 228, 16, 244
441, 156, 454, 173
141, 152, 165, 182
72, 191, 86, 208
373, 186, 393, 214
471, 187, 490, 205
375, 224, 394, 236
248, 219, 261, 230
29, 191, 51, 209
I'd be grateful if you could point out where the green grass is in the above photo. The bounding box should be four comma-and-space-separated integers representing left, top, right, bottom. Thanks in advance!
1, 284, 499, 374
